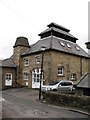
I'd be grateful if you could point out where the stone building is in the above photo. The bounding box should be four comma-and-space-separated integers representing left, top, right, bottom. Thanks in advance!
1, 22, 89, 90
1, 57, 17, 89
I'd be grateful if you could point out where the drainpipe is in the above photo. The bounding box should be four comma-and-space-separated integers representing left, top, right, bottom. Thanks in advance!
15, 67, 17, 87
80, 57, 82, 76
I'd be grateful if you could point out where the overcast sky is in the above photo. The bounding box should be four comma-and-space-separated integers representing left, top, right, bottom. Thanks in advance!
0, 0, 89, 59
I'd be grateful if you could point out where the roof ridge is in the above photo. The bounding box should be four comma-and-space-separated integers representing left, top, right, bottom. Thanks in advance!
3, 57, 11, 61
76, 73, 88, 85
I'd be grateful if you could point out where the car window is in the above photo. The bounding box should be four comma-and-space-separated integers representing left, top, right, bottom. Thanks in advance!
60, 82, 72, 86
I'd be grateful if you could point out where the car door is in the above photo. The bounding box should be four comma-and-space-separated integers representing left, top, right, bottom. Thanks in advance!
58, 82, 65, 91
58, 82, 68, 91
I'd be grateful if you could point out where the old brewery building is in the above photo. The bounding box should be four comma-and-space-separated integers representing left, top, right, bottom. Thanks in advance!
1, 22, 89, 92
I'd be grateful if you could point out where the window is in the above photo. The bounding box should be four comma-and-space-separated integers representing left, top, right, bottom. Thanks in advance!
60, 81, 72, 86
5, 73, 12, 80
67, 43, 71, 48
34, 73, 36, 82
58, 66, 64, 75
32, 69, 42, 83
36, 56, 40, 64
24, 58, 29, 66
24, 73, 29, 80
76, 46, 80, 51
59, 41, 65, 46
71, 74, 76, 80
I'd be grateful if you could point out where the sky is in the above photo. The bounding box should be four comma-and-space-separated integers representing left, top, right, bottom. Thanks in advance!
0, 0, 89, 59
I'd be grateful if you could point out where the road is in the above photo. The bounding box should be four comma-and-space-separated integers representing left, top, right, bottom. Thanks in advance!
1, 88, 89, 119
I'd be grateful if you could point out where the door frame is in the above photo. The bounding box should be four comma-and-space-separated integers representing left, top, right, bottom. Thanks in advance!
5, 73, 12, 86
32, 68, 43, 88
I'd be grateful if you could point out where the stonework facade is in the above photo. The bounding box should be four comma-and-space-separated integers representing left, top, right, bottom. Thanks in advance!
21, 50, 88, 88
1, 22, 90, 90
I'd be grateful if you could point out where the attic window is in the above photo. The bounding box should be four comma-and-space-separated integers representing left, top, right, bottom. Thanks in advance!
67, 43, 71, 48
59, 41, 65, 46
76, 46, 80, 51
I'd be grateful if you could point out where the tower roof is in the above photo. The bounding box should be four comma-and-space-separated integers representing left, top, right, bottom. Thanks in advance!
13, 36, 30, 48
47, 22, 70, 32
38, 22, 78, 43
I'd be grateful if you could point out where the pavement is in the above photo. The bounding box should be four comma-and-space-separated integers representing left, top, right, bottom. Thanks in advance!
2, 87, 90, 117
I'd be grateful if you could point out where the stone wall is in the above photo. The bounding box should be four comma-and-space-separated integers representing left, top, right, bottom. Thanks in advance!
13, 46, 29, 85
48, 51, 88, 84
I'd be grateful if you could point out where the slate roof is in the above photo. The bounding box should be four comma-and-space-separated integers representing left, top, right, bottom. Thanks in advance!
21, 36, 89, 58
1, 57, 16, 68
47, 22, 70, 32
38, 27, 78, 40
13, 36, 30, 48
77, 73, 90, 88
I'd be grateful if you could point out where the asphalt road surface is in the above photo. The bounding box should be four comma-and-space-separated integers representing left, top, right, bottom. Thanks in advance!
1, 88, 90, 119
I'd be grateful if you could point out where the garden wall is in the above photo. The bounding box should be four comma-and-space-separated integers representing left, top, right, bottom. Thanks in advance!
42, 92, 90, 111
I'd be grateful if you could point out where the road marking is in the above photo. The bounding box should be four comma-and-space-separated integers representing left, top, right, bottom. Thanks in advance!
48, 104, 69, 110
0, 97, 5, 101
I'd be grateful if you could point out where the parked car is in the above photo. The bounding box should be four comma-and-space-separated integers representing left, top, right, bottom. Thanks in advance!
57, 80, 75, 91
41, 80, 75, 92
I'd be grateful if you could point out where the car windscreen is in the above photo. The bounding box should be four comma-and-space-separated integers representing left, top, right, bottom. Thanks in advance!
49, 81, 60, 85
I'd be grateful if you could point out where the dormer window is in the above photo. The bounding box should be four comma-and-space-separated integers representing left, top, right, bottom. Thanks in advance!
59, 41, 65, 47
67, 43, 71, 48
24, 58, 29, 66
76, 46, 80, 51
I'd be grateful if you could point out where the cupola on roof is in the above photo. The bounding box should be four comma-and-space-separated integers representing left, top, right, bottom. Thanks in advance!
47, 22, 70, 32
13, 36, 30, 48
38, 22, 78, 43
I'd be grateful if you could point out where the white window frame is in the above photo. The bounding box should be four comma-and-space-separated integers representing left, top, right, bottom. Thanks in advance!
24, 73, 29, 80
36, 56, 40, 64
24, 58, 29, 66
58, 66, 64, 76
71, 73, 76, 80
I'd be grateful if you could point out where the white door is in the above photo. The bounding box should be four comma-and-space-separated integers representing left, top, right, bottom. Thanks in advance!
5, 73, 12, 86
32, 69, 43, 88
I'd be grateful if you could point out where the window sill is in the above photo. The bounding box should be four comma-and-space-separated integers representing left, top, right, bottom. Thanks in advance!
24, 65, 29, 67
58, 74, 64, 77
36, 62, 40, 64
71, 79, 76, 81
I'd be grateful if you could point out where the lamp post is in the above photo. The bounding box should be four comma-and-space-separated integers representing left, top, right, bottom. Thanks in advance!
39, 46, 46, 100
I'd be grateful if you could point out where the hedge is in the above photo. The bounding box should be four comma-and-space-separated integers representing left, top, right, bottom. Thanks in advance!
42, 91, 90, 111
